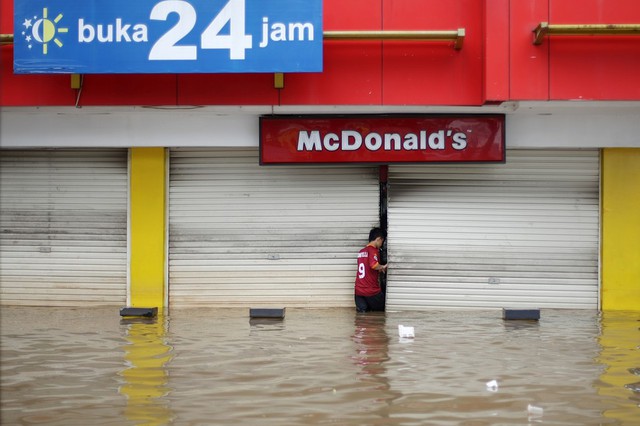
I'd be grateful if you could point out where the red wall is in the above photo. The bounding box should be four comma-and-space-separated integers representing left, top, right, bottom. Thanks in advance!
549, 0, 640, 100
510, 0, 550, 100
510, 0, 640, 100
2, 0, 639, 106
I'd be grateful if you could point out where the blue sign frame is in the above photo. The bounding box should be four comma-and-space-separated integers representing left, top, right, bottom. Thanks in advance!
14, 0, 323, 74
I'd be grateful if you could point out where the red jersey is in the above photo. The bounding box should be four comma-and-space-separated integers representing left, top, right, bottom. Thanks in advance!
355, 244, 382, 296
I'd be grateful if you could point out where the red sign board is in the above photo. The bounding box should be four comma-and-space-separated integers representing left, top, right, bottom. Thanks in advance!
260, 115, 505, 164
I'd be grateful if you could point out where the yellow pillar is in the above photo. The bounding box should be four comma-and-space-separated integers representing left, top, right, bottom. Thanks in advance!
130, 148, 166, 308
601, 148, 640, 311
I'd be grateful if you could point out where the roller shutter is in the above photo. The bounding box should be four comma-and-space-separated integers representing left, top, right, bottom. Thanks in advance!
0, 150, 128, 306
386, 149, 599, 310
169, 149, 379, 308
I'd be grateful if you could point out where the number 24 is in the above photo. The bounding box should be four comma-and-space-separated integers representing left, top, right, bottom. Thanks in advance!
149, 0, 252, 61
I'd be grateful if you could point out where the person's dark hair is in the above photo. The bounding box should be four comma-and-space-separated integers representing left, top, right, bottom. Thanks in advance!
368, 227, 386, 242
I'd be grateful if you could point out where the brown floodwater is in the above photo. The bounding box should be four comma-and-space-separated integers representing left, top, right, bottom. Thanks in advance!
1, 307, 638, 425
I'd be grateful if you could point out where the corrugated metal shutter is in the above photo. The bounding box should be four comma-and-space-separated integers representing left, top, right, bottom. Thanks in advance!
169, 149, 379, 307
386, 149, 600, 310
0, 150, 128, 306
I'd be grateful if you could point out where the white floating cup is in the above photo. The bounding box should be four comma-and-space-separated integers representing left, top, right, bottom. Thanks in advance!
398, 325, 415, 338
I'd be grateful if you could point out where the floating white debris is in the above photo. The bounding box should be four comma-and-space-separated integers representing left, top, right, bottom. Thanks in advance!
486, 380, 499, 392
398, 325, 415, 338
527, 404, 544, 417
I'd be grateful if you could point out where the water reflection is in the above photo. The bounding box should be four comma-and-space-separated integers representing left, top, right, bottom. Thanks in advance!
351, 313, 407, 424
352, 313, 389, 378
119, 316, 174, 425
249, 317, 287, 331
0, 307, 638, 425
597, 311, 640, 423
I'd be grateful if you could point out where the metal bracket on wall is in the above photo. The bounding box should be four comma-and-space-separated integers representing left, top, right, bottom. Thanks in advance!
533, 22, 640, 45
274, 73, 284, 89
71, 74, 82, 90
71, 74, 84, 108
273, 28, 465, 89
0, 34, 13, 44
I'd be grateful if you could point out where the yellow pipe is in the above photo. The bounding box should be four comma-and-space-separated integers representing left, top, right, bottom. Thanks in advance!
534, 22, 640, 45
1, 30, 467, 48
324, 29, 465, 49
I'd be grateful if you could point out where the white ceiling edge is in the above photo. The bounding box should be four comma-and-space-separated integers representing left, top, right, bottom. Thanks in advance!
2, 101, 639, 149
2, 100, 639, 117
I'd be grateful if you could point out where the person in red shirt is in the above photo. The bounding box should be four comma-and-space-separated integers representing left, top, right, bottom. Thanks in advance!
355, 227, 389, 313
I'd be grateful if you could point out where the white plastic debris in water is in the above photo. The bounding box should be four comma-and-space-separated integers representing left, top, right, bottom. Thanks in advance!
527, 404, 544, 417
398, 325, 415, 338
486, 380, 499, 392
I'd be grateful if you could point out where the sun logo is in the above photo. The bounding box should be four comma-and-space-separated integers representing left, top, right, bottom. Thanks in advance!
22, 7, 68, 54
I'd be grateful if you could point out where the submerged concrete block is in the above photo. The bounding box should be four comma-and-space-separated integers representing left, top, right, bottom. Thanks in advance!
120, 307, 158, 317
503, 308, 540, 320
250, 308, 286, 319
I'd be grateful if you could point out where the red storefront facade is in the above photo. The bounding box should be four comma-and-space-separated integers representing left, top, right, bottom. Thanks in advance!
1, 0, 639, 310
3, 0, 640, 106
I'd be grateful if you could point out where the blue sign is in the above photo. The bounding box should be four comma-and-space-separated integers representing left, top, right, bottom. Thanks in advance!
14, 0, 323, 74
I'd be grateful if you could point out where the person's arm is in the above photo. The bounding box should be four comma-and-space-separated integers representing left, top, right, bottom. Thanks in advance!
369, 246, 388, 272
373, 263, 388, 272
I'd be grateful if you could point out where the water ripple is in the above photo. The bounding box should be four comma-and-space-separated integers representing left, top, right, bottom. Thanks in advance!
1, 307, 638, 425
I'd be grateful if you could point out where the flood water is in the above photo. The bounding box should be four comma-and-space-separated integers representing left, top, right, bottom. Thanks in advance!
1, 307, 638, 425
